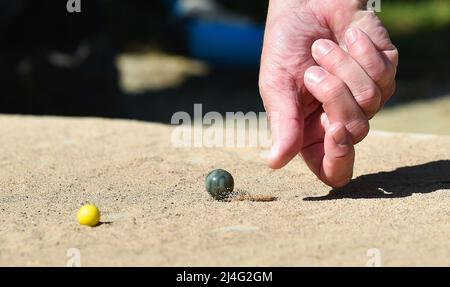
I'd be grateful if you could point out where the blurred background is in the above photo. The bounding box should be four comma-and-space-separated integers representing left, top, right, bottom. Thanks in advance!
0, 0, 449, 134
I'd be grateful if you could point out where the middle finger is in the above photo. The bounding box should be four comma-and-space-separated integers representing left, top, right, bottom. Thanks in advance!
311, 39, 382, 118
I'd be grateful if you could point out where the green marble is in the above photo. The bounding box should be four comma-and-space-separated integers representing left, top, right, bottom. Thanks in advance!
205, 169, 234, 201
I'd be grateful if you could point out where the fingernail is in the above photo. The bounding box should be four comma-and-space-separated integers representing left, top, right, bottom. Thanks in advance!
320, 113, 330, 130
345, 27, 359, 45
312, 40, 332, 57
331, 123, 349, 146
268, 141, 280, 160
305, 67, 327, 84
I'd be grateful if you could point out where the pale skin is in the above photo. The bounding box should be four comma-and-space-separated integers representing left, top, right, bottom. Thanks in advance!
259, 0, 399, 187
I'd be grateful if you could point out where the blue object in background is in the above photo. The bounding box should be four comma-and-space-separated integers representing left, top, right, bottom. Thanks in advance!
161, 0, 264, 68
187, 19, 264, 68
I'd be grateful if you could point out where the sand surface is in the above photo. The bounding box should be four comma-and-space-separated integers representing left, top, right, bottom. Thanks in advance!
0, 115, 450, 266
372, 95, 450, 135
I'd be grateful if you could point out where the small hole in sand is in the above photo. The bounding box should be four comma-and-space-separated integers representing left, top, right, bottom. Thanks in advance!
230, 190, 277, 202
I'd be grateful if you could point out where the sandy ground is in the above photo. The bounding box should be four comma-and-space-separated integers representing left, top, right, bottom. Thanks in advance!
0, 115, 450, 266
372, 95, 450, 135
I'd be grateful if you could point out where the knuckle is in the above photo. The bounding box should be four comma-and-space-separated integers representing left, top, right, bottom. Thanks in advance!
258, 70, 275, 95
391, 47, 399, 67
259, 70, 296, 97
321, 79, 347, 104
373, 25, 392, 47
365, 59, 389, 83
258, 79, 269, 97
381, 82, 397, 107
389, 81, 397, 97
258, 80, 279, 101
353, 39, 373, 56
347, 119, 370, 143
357, 85, 381, 106
327, 52, 347, 72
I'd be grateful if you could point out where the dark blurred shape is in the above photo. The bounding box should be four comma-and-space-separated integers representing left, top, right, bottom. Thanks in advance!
0, 0, 120, 116
0, 0, 265, 120
123, 68, 263, 123
104, 0, 166, 49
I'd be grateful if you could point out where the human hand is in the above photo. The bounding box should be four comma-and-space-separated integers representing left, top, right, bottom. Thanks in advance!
259, 0, 398, 187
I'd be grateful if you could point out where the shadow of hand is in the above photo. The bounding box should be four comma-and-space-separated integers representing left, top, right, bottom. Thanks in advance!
304, 160, 450, 201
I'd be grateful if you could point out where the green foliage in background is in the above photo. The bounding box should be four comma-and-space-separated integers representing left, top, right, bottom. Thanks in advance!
380, 0, 450, 35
